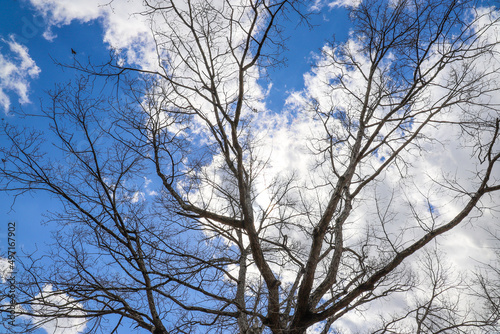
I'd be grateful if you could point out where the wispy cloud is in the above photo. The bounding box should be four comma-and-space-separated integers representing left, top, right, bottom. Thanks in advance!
0, 36, 40, 114
310, 0, 361, 11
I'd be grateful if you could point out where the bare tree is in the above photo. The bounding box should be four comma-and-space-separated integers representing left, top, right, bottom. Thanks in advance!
1, 0, 500, 333
370, 248, 497, 334
472, 230, 500, 333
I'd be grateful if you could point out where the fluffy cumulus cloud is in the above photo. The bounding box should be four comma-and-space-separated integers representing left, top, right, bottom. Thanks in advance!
31, 285, 87, 334
29, 0, 155, 67
28, 0, 271, 120
0, 37, 40, 113
287, 5, 500, 333
0, 257, 12, 283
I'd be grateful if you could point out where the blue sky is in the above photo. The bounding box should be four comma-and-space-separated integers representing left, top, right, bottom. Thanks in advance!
0, 3, 110, 279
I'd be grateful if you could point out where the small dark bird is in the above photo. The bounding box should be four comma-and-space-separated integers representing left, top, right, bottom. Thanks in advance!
71, 48, 77, 55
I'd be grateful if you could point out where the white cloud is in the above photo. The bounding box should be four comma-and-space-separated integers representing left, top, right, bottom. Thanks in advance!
28, 0, 272, 136
327, 0, 361, 8
143, 177, 152, 187
310, 0, 361, 10
28, 0, 155, 67
283, 4, 500, 332
0, 37, 40, 113
0, 257, 12, 283
129, 190, 144, 203
31, 285, 87, 334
